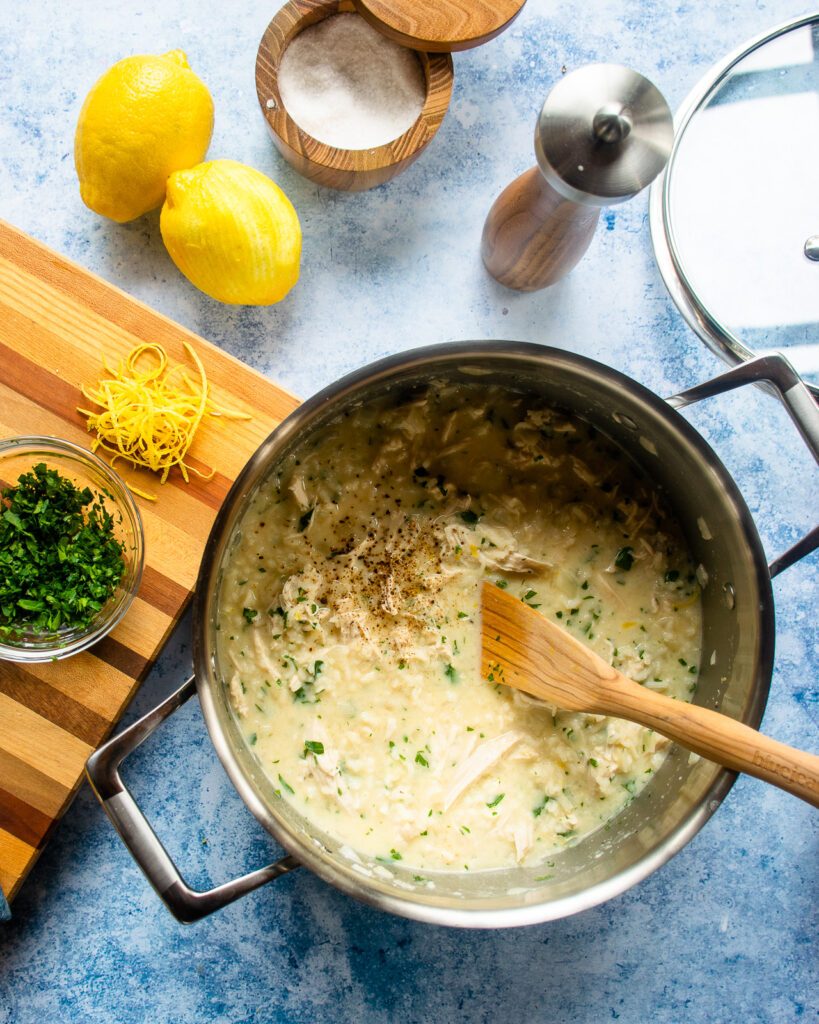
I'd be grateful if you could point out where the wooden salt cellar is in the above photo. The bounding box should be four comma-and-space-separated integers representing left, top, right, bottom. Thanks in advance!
256, 0, 526, 191
482, 64, 673, 291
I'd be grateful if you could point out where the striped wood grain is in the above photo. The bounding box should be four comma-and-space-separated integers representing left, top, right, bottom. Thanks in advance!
354, 0, 527, 51
255, 0, 454, 191
0, 220, 300, 901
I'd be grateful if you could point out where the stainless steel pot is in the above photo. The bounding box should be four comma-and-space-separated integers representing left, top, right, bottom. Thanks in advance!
86, 343, 819, 926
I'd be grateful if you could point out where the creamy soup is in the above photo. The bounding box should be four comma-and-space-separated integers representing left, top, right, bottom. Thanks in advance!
218, 383, 702, 872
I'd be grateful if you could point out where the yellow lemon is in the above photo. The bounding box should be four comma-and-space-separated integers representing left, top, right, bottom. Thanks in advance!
160, 160, 302, 305
75, 50, 214, 223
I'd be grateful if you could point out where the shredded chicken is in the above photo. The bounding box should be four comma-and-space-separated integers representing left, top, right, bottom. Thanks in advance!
220, 381, 702, 872
511, 818, 535, 861
479, 549, 553, 574
289, 475, 310, 510
442, 731, 524, 812
229, 674, 248, 717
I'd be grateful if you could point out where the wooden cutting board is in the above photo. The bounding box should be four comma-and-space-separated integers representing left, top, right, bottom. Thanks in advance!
0, 220, 300, 904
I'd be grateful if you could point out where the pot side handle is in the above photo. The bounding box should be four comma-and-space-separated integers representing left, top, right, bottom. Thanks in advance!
666, 353, 819, 578
85, 676, 299, 924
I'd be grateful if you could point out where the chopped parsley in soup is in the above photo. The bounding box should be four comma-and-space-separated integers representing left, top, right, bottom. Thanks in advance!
219, 383, 702, 872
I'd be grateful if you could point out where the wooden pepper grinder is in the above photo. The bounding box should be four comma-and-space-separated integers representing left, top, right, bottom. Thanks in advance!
481, 64, 673, 291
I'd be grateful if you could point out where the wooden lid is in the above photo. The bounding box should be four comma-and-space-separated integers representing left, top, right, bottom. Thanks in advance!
352, 0, 527, 52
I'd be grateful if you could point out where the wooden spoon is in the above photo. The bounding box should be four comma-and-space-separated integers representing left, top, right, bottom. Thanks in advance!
481, 582, 819, 807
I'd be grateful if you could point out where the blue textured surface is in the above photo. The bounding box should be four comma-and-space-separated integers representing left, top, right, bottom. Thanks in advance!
1, 1, 817, 1021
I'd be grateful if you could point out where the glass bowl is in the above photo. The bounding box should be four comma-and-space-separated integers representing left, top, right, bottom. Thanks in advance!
0, 436, 144, 662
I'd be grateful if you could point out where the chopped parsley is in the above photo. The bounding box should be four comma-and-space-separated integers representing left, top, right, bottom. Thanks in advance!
293, 659, 324, 704
444, 663, 458, 682
242, 607, 258, 624
269, 605, 288, 627
614, 546, 635, 571
415, 751, 429, 767
459, 509, 480, 526
0, 463, 125, 638
486, 794, 505, 809
303, 740, 325, 757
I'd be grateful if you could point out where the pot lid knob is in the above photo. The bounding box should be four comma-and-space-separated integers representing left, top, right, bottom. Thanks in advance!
535, 63, 673, 207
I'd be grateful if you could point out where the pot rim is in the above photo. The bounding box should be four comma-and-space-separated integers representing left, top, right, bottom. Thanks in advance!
192, 340, 775, 927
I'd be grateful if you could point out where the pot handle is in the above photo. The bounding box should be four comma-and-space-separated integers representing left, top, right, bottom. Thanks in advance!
85, 676, 299, 924
666, 353, 819, 578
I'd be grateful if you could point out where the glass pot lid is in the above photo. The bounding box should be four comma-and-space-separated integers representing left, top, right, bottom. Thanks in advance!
650, 13, 819, 394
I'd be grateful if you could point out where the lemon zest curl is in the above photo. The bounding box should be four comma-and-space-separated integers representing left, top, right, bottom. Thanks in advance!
78, 342, 250, 490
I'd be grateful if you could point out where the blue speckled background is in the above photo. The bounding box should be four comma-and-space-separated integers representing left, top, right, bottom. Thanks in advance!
1, 1, 817, 1021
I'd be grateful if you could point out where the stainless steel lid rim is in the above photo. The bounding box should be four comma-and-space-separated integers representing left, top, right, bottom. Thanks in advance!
649, 11, 819, 395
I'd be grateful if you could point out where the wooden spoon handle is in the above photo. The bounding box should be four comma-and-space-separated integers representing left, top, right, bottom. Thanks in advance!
595, 676, 819, 808
481, 583, 819, 807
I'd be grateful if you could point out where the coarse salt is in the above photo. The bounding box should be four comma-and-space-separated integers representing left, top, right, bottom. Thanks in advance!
277, 13, 425, 151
